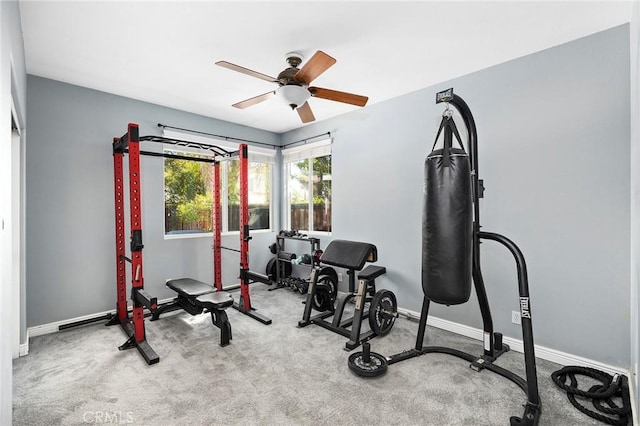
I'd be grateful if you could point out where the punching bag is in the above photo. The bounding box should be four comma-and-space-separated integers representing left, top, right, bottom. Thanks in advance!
422, 116, 473, 305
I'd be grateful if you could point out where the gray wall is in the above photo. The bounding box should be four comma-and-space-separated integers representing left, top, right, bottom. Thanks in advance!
1, 0, 27, 422
26, 76, 281, 327
281, 25, 631, 368
26, 25, 632, 371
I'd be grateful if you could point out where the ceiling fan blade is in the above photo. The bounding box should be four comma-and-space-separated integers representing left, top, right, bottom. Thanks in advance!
309, 87, 368, 107
297, 102, 316, 123
232, 91, 276, 109
293, 51, 336, 84
216, 61, 277, 83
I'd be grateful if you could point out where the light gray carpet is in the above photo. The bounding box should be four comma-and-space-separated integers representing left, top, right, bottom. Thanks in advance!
13, 284, 617, 425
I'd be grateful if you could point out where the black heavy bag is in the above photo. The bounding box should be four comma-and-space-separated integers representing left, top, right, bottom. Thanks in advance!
422, 116, 473, 305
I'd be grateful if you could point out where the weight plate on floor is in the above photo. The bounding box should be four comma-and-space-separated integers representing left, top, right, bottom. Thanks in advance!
348, 351, 388, 377
266, 257, 292, 280
266, 258, 276, 279
369, 289, 397, 336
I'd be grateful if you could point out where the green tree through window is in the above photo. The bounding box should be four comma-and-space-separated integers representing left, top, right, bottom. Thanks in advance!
288, 155, 331, 232
164, 153, 213, 234
164, 151, 272, 235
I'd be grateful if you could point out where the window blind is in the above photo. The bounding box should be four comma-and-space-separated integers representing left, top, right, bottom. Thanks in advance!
281, 139, 332, 162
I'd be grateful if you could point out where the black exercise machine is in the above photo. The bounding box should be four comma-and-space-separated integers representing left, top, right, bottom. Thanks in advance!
298, 239, 398, 351
348, 89, 542, 425
151, 278, 233, 346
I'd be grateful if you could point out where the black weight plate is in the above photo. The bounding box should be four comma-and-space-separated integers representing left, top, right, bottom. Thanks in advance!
348, 351, 388, 377
311, 275, 337, 312
266, 258, 276, 279
318, 266, 338, 284
311, 288, 327, 311
369, 290, 397, 336
266, 257, 292, 280
319, 275, 337, 311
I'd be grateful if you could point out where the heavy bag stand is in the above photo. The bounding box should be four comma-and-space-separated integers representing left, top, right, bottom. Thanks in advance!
348, 89, 541, 426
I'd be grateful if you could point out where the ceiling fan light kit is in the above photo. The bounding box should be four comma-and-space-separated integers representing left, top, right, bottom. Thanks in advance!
216, 50, 368, 123
277, 85, 311, 110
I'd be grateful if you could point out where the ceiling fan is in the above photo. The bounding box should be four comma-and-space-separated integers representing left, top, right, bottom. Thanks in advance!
216, 51, 368, 124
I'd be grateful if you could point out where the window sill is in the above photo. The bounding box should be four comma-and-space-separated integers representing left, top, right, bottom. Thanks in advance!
164, 228, 274, 240
164, 232, 213, 240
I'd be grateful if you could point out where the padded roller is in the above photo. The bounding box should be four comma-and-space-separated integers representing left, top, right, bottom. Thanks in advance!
321, 240, 377, 270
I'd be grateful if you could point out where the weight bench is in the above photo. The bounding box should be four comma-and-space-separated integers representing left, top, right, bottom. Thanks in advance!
151, 278, 233, 347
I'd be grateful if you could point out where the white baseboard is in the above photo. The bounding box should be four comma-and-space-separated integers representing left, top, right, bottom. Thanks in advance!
398, 307, 630, 378
28, 308, 114, 337
19, 329, 29, 357
28, 298, 175, 338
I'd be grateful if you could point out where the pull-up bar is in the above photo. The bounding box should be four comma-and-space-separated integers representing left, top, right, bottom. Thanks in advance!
157, 122, 279, 150
113, 127, 238, 158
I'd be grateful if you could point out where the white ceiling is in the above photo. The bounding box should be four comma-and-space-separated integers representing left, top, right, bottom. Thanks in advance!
19, 1, 632, 134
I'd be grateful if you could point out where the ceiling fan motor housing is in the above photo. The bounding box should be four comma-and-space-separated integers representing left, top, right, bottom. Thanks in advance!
278, 52, 304, 86
277, 68, 301, 86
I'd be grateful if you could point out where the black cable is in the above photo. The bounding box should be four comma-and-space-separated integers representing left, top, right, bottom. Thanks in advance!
551, 366, 631, 425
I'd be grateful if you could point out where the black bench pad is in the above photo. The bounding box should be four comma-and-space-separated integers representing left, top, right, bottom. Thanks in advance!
358, 265, 386, 281
196, 292, 234, 310
167, 278, 216, 297
320, 240, 378, 270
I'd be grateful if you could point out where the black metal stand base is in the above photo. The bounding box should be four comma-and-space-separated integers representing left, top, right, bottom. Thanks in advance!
510, 404, 541, 425
233, 302, 272, 325
115, 320, 159, 365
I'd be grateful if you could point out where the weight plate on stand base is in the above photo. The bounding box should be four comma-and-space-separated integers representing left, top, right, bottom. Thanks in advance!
369, 289, 397, 336
348, 351, 388, 377
311, 275, 337, 312
266, 257, 292, 280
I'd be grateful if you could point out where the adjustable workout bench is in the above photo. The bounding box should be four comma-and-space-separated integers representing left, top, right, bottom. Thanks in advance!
152, 278, 234, 346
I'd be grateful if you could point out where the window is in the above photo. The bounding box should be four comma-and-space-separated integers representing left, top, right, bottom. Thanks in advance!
164, 152, 214, 235
163, 131, 274, 237
284, 140, 332, 233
